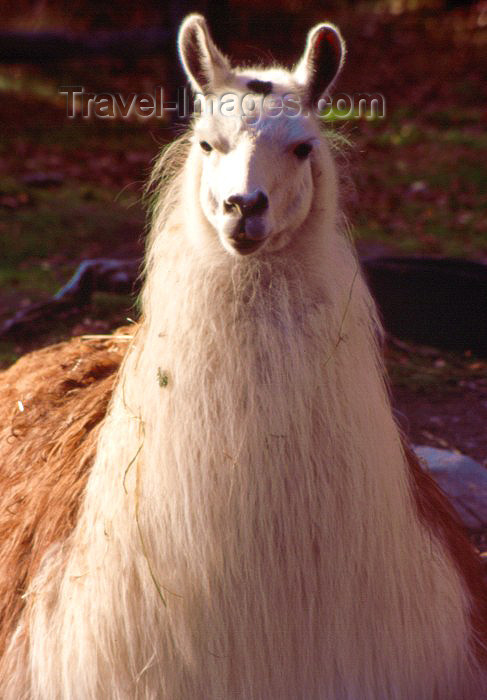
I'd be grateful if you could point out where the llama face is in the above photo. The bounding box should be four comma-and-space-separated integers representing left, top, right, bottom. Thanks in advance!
179, 15, 345, 256
193, 110, 320, 255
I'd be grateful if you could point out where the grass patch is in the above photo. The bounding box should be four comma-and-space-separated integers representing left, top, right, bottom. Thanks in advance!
23, 121, 157, 152
0, 341, 20, 369
372, 122, 423, 148
0, 264, 60, 295
386, 340, 486, 393
91, 291, 135, 319
352, 104, 487, 257
0, 71, 61, 101
0, 181, 144, 267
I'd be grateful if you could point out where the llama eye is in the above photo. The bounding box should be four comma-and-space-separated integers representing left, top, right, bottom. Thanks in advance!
199, 140, 213, 153
293, 143, 313, 160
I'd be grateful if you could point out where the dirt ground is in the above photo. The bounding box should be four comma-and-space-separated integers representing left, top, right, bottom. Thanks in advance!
392, 366, 487, 465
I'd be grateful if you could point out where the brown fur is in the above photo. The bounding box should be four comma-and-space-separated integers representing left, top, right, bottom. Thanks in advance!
0, 332, 127, 657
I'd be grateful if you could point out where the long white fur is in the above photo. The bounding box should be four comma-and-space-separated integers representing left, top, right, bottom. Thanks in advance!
1, 15, 485, 700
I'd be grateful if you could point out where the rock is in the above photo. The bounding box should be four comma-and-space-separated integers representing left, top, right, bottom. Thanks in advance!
415, 445, 487, 530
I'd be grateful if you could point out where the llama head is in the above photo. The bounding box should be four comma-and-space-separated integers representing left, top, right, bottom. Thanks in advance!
178, 15, 345, 257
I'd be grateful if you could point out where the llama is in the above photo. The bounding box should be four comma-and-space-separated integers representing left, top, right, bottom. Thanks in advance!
0, 14, 485, 699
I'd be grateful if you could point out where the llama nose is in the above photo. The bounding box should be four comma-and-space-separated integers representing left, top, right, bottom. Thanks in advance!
223, 190, 269, 218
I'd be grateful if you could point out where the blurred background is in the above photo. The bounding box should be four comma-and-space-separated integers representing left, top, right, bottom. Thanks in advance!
0, 0, 486, 470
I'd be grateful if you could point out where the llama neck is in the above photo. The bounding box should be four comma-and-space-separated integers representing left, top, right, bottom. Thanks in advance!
126, 226, 403, 586
25, 208, 472, 700
106, 235, 470, 697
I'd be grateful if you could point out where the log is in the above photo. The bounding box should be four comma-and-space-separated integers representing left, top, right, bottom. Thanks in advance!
0, 259, 138, 339
2, 256, 486, 356
363, 256, 487, 356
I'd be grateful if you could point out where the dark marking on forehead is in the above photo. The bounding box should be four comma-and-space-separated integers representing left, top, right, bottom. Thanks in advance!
246, 79, 273, 96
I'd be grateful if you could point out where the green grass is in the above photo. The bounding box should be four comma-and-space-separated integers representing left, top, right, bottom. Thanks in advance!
0, 265, 60, 295
0, 341, 20, 369
0, 72, 60, 101
16, 121, 158, 152
352, 104, 487, 256
91, 291, 135, 319
386, 342, 486, 394
0, 180, 144, 266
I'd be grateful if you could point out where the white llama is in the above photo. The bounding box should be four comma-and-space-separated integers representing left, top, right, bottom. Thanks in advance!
0, 13, 486, 700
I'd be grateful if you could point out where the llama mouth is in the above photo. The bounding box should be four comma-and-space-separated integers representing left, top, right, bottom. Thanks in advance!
230, 238, 266, 255
229, 220, 268, 255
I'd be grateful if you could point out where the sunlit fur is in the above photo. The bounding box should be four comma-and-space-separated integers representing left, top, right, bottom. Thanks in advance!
0, 15, 486, 699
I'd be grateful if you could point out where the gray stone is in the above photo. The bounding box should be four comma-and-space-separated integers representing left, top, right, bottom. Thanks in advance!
414, 446, 487, 530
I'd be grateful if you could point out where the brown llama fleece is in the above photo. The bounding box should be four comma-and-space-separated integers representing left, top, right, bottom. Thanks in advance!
0, 332, 127, 657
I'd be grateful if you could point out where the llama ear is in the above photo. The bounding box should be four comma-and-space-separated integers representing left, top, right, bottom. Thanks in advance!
294, 23, 345, 107
178, 14, 232, 94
